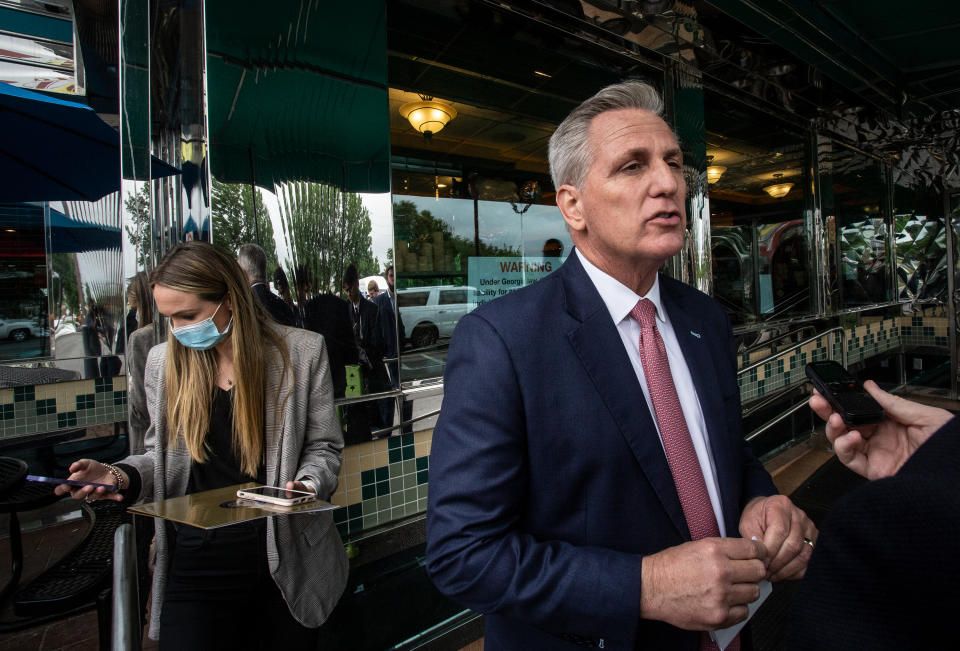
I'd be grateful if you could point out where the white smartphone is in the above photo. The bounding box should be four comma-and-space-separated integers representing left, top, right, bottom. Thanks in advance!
235, 485, 317, 507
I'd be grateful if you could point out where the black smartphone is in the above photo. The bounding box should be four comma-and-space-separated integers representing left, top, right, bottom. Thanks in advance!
25, 475, 118, 490
805, 361, 884, 426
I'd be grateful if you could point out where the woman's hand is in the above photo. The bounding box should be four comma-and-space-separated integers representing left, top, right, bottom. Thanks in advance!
54, 459, 125, 502
285, 479, 317, 495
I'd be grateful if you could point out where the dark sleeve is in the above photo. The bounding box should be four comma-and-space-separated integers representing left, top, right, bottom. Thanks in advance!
277, 296, 295, 326
337, 303, 360, 364
113, 462, 143, 505
425, 313, 645, 641
367, 302, 385, 358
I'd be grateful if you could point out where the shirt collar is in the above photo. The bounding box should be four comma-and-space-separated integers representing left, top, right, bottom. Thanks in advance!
575, 249, 666, 325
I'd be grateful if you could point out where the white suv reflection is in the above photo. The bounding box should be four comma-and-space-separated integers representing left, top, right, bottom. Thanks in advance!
0, 317, 37, 342
397, 286, 478, 348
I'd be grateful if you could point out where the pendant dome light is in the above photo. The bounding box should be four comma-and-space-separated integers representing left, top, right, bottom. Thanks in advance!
399, 95, 457, 139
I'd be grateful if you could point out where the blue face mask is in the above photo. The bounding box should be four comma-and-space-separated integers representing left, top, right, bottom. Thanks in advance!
171, 302, 232, 350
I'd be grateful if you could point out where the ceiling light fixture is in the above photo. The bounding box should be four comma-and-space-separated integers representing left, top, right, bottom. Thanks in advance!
763, 173, 793, 199
399, 95, 457, 140
706, 165, 727, 184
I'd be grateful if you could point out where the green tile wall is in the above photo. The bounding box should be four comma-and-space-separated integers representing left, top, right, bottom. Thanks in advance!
737, 314, 946, 404
0, 376, 128, 441
333, 432, 429, 538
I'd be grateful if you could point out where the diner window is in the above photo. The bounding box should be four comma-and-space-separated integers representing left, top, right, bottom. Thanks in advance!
705, 92, 810, 326
387, 0, 663, 382
0, 203, 49, 361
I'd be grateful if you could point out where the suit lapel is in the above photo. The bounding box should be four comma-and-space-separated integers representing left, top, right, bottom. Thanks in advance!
561, 255, 689, 539
660, 282, 738, 532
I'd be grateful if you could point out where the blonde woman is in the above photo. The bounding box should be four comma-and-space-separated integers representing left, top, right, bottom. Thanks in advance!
57, 241, 348, 648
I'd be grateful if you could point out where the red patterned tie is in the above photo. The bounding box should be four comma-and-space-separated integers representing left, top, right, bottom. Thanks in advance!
630, 299, 736, 651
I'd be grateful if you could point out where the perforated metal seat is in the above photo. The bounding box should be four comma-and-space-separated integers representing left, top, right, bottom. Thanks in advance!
14, 499, 128, 617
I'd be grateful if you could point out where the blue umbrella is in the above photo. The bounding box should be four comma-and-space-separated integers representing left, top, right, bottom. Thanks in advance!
49, 209, 121, 253
0, 82, 178, 202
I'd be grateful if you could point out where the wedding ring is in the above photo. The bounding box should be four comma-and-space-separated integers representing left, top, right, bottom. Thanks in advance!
803, 536, 814, 548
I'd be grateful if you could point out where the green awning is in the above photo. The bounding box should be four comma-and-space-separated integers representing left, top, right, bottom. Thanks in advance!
205, 0, 390, 193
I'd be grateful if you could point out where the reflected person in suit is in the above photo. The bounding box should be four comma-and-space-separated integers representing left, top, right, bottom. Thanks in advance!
273, 267, 297, 315
81, 301, 109, 379
426, 81, 816, 650
381, 265, 413, 434
238, 243, 295, 326
790, 382, 959, 650
299, 266, 357, 398
342, 264, 390, 403
372, 270, 400, 428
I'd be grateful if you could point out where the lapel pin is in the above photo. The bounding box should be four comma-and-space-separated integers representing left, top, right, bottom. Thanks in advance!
690, 331, 702, 339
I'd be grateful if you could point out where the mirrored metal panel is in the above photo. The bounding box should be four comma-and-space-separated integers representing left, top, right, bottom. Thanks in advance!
820, 145, 893, 308
894, 176, 946, 305
387, 0, 663, 385
705, 91, 811, 326
204, 0, 393, 442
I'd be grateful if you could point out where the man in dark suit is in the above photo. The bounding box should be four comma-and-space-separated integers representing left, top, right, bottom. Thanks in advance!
237, 243, 295, 326
792, 381, 957, 650
425, 81, 816, 650
297, 265, 357, 399
372, 270, 399, 427
342, 264, 390, 402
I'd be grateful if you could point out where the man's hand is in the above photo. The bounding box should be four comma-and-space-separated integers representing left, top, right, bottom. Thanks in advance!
640, 537, 767, 631
739, 495, 815, 581
810, 380, 952, 480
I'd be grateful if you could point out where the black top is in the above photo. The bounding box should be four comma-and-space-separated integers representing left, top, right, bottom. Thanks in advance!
187, 387, 265, 493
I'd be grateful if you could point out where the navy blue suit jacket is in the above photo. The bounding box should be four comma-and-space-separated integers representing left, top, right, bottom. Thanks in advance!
425, 253, 777, 650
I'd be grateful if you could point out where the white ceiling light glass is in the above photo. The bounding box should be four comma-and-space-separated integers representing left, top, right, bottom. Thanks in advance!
763, 173, 793, 199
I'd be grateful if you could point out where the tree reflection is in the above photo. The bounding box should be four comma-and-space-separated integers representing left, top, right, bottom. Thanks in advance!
276, 182, 379, 294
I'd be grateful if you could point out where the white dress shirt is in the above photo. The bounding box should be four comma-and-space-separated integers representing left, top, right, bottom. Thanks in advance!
577, 250, 728, 536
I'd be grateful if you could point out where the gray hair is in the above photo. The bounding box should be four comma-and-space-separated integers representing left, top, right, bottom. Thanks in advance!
237, 243, 267, 283
548, 80, 664, 190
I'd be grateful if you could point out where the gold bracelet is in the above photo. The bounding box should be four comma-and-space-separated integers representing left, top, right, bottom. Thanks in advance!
103, 463, 126, 490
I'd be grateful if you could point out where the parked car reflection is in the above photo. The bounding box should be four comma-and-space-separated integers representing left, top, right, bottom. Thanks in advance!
0, 316, 37, 342
397, 286, 478, 348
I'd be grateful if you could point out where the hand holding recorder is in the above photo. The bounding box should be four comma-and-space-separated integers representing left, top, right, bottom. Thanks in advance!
808, 377, 952, 480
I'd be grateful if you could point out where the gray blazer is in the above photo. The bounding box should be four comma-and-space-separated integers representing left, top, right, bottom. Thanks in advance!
124, 325, 349, 639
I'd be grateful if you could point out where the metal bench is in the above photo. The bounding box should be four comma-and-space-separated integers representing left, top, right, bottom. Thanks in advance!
6, 499, 130, 649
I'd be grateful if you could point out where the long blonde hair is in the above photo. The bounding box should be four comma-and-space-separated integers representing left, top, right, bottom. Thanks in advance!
150, 241, 290, 476
126, 271, 153, 328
